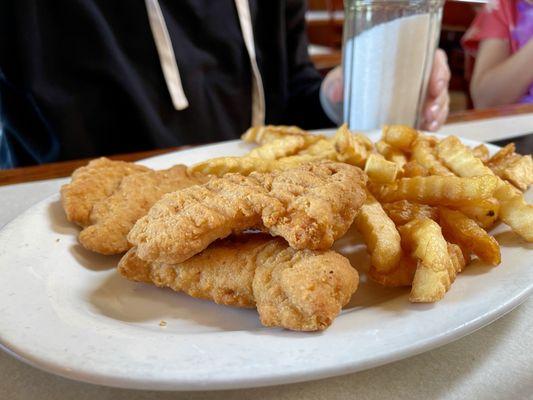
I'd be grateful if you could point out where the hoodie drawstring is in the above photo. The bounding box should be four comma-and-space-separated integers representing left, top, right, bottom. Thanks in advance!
234, 0, 266, 126
145, 0, 189, 110
145, 0, 265, 126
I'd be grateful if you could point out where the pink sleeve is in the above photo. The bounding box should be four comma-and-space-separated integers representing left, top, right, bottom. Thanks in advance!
462, 0, 515, 55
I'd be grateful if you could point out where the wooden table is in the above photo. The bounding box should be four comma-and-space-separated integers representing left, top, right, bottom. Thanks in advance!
1, 103, 532, 187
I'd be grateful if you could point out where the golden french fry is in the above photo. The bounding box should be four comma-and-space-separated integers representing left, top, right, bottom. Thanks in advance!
411, 137, 453, 176
354, 193, 402, 273
401, 161, 430, 178
247, 135, 311, 160
472, 144, 490, 163
275, 140, 338, 167
193, 126, 373, 176
364, 154, 399, 183
437, 136, 494, 177
333, 124, 373, 167
382, 125, 418, 151
296, 137, 336, 156
381, 200, 437, 226
437, 136, 533, 242
456, 198, 500, 230
494, 183, 533, 242
487, 143, 533, 191
488, 142, 515, 165
190, 156, 274, 176
241, 125, 311, 144
368, 256, 417, 287
399, 218, 454, 303
500, 155, 533, 191
438, 207, 501, 265
283, 125, 372, 168
191, 152, 343, 176
447, 242, 469, 275
369, 175, 499, 206
375, 140, 408, 168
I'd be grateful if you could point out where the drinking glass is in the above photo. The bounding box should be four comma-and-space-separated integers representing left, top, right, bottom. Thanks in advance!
343, 0, 444, 131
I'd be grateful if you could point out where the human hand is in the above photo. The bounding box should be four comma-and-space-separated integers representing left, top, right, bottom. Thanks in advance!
421, 49, 451, 131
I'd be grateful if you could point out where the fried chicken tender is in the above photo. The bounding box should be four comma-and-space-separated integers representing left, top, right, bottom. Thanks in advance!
78, 165, 208, 255
128, 162, 367, 264
118, 235, 359, 331
61, 158, 150, 227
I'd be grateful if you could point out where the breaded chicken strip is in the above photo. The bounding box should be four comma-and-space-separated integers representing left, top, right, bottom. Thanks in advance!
61, 158, 149, 227
128, 162, 367, 264
79, 165, 208, 255
118, 235, 359, 331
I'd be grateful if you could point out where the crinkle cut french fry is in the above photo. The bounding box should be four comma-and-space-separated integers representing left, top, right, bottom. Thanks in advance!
282, 125, 373, 168
436, 135, 498, 181
241, 125, 311, 144
437, 136, 494, 177
438, 207, 501, 265
472, 144, 490, 163
437, 136, 533, 241
331, 124, 372, 167
488, 143, 515, 165
381, 200, 437, 226
399, 218, 454, 303
191, 152, 345, 176
447, 242, 469, 275
495, 183, 533, 242
275, 141, 338, 167
364, 154, 399, 183
333, 124, 374, 151
354, 193, 402, 273
375, 140, 407, 168
369, 175, 499, 206
501, 155, 533, 192
382, 125, 419, 151
369, 242, 468, 289
297, 138, 337, 157
456, 198, 500, 230
190, 156, 274, 176
401, 161, 429, 178
247, 135, 311, 160
487, 143, 533, 191
411, 137, 453, 176
368, 256, 416, 287
193, 128, 371, 177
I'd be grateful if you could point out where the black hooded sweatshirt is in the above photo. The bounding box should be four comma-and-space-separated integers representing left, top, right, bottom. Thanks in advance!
0, 0, 333, 167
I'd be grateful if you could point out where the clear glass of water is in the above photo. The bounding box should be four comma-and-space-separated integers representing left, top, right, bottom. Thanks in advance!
342, 0, 444, 131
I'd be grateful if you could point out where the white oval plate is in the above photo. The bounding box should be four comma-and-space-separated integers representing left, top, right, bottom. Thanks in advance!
0, 132, 532, 391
